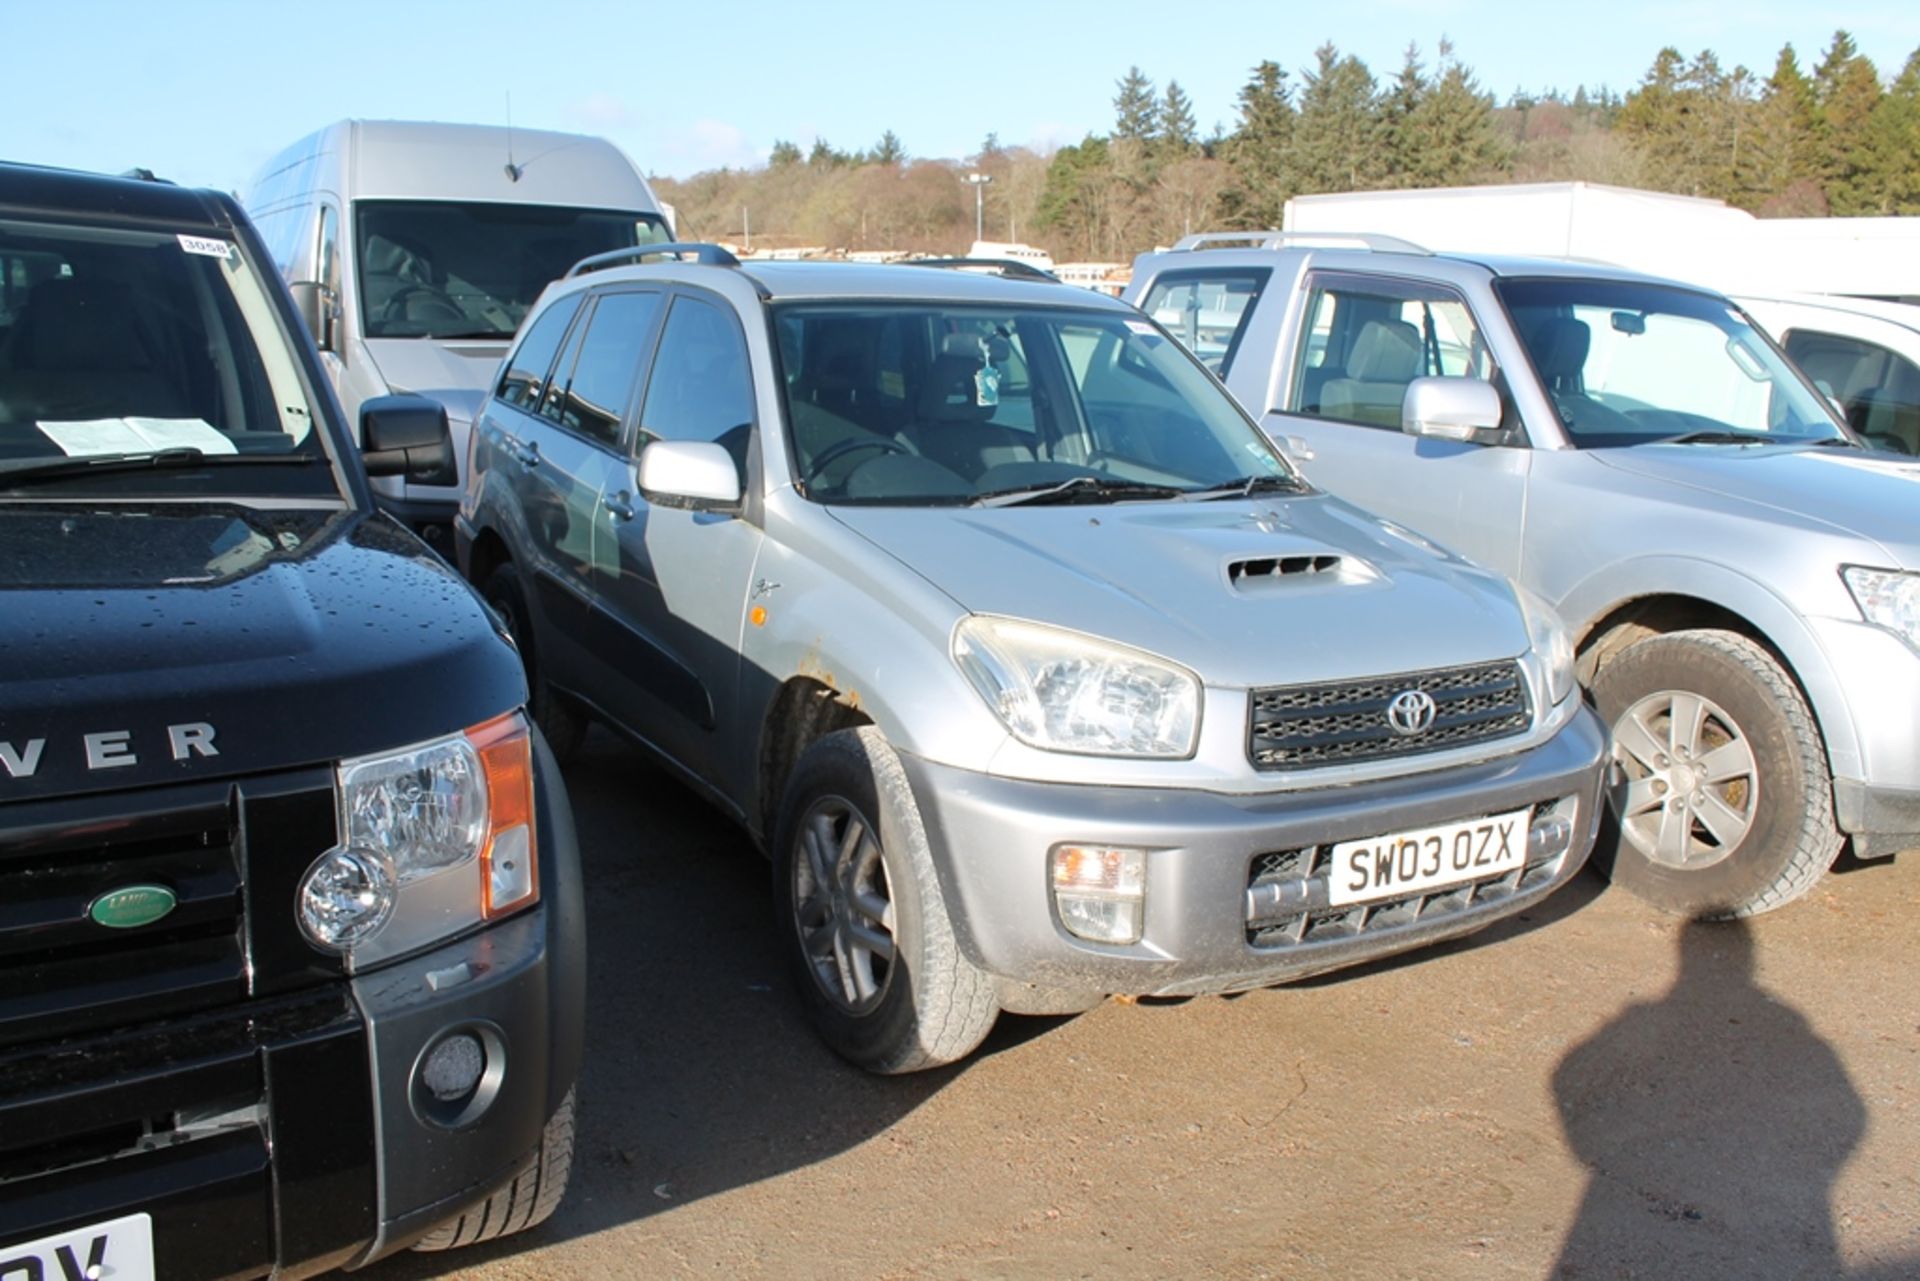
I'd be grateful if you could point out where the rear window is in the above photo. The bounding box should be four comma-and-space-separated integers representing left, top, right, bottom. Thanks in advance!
1137, 268, 1269, 374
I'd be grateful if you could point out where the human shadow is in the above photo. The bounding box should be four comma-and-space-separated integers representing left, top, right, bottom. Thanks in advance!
368, 728, 1071, 1279
1551, 917, 1866, 1279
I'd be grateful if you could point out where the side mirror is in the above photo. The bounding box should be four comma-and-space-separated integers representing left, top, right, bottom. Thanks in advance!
637, 439, 743, 508
362, 395, 454, 482
288, 281, 336, 352
1402, 376, 1505, 444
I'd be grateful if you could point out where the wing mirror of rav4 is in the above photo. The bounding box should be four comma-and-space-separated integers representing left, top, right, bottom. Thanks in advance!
637, 439, 743, 509
362, 395, 455, 483
1402, 376, 1506, 445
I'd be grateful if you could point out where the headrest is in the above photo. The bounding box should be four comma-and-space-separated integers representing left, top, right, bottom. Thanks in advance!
1530, 317, 1592, 381
18, 277, 152, 371
1347, 319, 1422, 382
918, 337, 991, 422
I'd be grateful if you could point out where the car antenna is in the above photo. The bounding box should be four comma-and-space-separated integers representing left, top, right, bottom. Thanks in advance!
504, 93, 523, 182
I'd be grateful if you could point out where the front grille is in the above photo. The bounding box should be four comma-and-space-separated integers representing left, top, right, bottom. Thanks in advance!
1243, 800, 1574, 949
0, 785, 246, 1050
1248, 659, 1531, 770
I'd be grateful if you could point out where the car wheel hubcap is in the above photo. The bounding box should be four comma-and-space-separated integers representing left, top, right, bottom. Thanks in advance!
1608, 689, 1758, 870
791, 795, 896, 1015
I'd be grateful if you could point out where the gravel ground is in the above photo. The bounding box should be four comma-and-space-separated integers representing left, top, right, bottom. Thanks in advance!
371, 729, 1920, 1281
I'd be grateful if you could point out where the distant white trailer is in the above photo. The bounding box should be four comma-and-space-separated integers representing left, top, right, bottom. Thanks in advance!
1282, 181, 1920, 304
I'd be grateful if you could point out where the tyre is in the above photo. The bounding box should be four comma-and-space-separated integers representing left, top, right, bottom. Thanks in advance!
412, 1089, 576, 1251
772, 727, 999, 1073
483, 561, 586, 763
1591, 629, 1840, 918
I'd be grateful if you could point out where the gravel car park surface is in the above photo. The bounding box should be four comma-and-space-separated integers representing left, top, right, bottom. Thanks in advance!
374, 729, 1920, 1281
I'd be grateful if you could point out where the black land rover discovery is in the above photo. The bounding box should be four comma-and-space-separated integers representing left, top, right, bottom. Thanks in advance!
0, 163, 584, 1278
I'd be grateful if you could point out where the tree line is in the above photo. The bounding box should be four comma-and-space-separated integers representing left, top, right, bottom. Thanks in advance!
654, 30, 1920, 262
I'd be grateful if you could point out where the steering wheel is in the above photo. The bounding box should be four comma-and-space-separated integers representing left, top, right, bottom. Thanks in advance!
804, 436, 912, 483
380, 283, 464, 325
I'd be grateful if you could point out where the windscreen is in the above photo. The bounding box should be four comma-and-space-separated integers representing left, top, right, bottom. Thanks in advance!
356, 201, 672, 339
0, 216, 334, 493
1497, 277, 1845, 448
776, 302, 1298, 505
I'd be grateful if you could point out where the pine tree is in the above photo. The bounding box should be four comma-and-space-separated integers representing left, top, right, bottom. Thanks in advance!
1287, 43, 1385, 195
1219, 60, 1295, 227
871, 130, 906, 167
1381, 43, 1427, 184
1855, 49, 1920, 212
1617, 47, 1692, 191
1737, 46, 1819, 210
1399, 40, 1511, 187
1162, 80, 1200, 156
1114, 66, 1162, 146
1814, 31, 1885, 213
768, 140, 802, 168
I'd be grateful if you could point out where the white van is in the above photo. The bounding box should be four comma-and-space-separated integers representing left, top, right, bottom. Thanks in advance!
246, 119, 671, 538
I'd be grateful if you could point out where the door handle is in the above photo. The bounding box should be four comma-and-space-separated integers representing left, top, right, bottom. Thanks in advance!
603, 491, 636, 521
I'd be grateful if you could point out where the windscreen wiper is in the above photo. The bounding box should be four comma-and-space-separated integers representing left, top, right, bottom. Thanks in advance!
969, 475, 1186, 508
1181, 473, 1312, 501
0, 448, 322, 485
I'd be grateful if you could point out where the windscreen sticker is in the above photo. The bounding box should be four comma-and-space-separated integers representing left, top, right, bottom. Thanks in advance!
1125, 319, 1156, 335
177, 235, 234, 259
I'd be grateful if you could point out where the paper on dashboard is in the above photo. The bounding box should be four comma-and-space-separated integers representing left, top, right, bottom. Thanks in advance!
36, 417, 238, 457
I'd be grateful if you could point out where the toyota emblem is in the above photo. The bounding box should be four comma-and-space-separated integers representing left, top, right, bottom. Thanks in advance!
1385, 689, 1437, 736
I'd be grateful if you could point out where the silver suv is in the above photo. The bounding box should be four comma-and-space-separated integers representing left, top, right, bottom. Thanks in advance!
1128, 232, 1920, 919
457, 244, 1605, 1072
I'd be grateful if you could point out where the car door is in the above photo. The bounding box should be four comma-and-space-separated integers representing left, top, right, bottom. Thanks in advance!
1264, 271, 1533, 579
489, 289, 661, 697
590, 289, 765, 798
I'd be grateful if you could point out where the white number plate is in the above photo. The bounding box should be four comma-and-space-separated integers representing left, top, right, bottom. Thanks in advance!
1329, 807, 1532, 907
0, 1212, 154, 1281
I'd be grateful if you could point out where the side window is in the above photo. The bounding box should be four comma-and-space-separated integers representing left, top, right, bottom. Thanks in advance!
495, 293, 582, 411
1138, 268, 1270, 374
638, 295, 755, 478
1288, 277, 1493, 430
316, 206, 340, 296
1785, 328, 1920, 454
550, 291, 663, 448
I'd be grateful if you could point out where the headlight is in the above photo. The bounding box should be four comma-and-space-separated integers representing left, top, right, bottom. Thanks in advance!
952, 615, 1200, 758
1515, 585, 1576, 706
297, 711, 539, 969
1843, 566, 1920, 652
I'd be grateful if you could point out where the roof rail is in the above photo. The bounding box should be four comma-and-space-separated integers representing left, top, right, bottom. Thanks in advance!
118, 167, 173, 185
909, 257, 1061, 283
565, 242, 741, 278
1170, 230, 1431, 256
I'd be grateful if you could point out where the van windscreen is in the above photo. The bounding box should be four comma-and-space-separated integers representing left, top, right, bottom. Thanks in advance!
355, 202, 671, 340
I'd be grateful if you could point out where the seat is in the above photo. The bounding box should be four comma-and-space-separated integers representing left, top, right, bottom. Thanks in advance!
1528, 317, 1592, 395
1319, 319, 1423, 428
1847, 387, 1920, 455
0, 276, 191, 424
904, 332, 1034, 478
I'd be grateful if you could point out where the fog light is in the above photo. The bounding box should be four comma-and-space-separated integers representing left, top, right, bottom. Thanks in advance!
421, 1033, 486, 1103
1051, 845, 1147, 945
1528, 807, 1576, 861
297, 847, 396, 951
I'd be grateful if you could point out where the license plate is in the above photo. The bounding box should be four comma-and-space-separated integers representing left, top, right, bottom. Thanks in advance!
1329, 807, 1532, 907
0, 1212, 154, 1281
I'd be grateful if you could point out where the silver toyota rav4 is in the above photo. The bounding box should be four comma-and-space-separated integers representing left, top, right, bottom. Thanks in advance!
456, 245, 1606, 1073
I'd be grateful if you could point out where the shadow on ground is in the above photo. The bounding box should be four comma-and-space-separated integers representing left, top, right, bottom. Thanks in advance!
371, 729, 1071, 1279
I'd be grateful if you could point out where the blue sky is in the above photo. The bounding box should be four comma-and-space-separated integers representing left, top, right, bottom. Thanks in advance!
4, 0, 1916, 192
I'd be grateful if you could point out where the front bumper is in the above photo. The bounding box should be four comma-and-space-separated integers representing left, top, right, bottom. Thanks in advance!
0, 910, 564, 1280
0, 735, 584, 1280
902, 704, 1607, 1000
